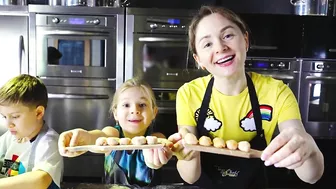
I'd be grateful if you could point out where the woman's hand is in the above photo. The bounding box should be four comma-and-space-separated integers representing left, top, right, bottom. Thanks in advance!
58, 128, 93, 157
143, 145, 173, 169
168, 129, 198, 161
261, 126, 317, 169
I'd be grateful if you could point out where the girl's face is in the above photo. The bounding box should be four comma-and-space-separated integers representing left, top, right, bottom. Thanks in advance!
193, 13, 249, 78
113, 87, 157, 138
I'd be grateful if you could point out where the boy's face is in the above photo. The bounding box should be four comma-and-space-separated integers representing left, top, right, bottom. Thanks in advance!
0, 104, 44, 140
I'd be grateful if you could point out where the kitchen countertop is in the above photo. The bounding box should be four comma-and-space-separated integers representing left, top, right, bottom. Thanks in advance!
61, 183, 309, 189
61, 183, 202, 189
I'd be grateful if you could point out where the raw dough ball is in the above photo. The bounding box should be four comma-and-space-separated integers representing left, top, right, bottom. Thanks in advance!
199, 136, 212, 146
131, 136, 147, 145
184, 133, 198, 145
146, 136, 158, 145
119, 137, 131, 145
238, 141, 251, 152
96, 137, 107, 146
107, 137, 119, 146
226, 140, 238, 150
213, 137, 225, 148
158, 138, 173, 147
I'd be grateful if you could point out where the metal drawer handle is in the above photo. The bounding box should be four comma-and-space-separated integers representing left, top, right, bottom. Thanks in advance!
48, 93, 109, 99
70, 70, 82, 73
138, 37, 187, 42
328, 49, 336, 53
306, 75, 336, 80
166, 72, 178, 76
263, 74, 294, 80
250, 45, 278, 50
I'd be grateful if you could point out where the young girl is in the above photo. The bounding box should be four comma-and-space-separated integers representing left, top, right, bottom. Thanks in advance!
58, 78, 173, 187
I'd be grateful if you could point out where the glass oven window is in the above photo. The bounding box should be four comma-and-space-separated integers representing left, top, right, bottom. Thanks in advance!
308, 83, 336, 122
47, 37, 105, 67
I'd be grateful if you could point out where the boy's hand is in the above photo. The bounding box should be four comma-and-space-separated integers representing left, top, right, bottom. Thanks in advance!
58, 128, 92, 157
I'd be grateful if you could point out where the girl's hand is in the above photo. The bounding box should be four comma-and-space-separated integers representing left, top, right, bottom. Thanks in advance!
58, 128, 92, 157
143, 146, 173, 169
261, 127, 316, 169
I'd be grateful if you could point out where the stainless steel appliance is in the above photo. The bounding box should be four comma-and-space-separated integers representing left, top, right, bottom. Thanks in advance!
290, 0, 330, 16
245, 58, 301, 101
29, 5, 124, 84
28, 5, 124, 181
125, 7, 207, 90
0, 6, 28, 135
300, 60, 336, 139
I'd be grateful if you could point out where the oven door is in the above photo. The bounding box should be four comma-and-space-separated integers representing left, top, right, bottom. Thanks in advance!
36, 28, 116, 79
254, 71, 300, 101
44, 83, 115, 179
300, 72, 336, 139
132, 33, 207, 88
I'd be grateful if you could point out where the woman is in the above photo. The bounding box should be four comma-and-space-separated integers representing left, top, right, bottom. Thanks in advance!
168, 5, 324, 189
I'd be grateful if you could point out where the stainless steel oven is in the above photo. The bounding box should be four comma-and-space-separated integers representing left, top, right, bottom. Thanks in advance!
245, 58, 301, 101
124, 8, 207, 89
300, 60, 336, 139
29, 5, 124, 84
28, 6, 124, 182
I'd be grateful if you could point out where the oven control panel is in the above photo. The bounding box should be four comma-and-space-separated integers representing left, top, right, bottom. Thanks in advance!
46, 15, 105, 26
245, 60, 290, 70
313, 62, 336, 71
146, 17, 189, 32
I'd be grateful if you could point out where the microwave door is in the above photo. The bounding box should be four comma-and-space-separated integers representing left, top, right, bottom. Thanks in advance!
36, 30, 116, 79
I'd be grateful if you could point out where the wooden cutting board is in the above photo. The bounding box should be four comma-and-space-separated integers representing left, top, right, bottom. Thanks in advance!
65, 144, 165, 153
184, 144, 263, 158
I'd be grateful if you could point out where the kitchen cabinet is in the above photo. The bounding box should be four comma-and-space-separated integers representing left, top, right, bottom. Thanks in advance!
218, 0, 294, 15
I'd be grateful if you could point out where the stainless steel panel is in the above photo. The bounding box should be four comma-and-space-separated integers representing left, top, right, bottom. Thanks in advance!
44, 85, 115, 133
29, 5, 124, 15
0, 10, 28, 86
63, 153, 104, 178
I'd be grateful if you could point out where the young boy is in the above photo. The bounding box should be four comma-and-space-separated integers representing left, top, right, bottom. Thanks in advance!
0, 74, 63, 189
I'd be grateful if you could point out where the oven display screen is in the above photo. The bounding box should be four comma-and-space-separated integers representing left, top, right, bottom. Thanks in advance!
69, 18, 86, 25
167, 19, 180, 25
255, 62, 268, 68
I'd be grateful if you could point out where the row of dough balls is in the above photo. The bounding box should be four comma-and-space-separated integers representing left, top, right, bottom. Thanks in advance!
95, 136, 171, 146
184, 133, 251, 152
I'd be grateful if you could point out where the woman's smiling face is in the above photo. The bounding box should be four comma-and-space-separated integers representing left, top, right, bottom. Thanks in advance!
193, 13, 249, 78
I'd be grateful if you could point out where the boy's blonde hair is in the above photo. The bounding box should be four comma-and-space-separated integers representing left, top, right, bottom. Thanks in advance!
0, 74, 48, 109
110, 78, 157, 115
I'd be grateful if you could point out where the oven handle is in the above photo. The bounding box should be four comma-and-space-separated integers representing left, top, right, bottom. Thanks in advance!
48, 93, 109, 99
306, 75, 336, 80
250, 45, 278, 50
262, 74, 294, 80
41, 30, 110, 37
158, 107, 176, 113
138, 37, 187, 42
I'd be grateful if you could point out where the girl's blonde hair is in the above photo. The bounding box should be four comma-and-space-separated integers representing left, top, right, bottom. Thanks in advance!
109, 78, 157, 115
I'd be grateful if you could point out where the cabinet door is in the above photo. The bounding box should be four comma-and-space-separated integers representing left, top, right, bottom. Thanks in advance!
0, 15, 28, 86
302, 16, 334, 59
218, 0, 293, 15
240, 14, 303, 58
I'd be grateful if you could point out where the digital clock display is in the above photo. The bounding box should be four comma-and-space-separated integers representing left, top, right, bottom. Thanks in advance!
69, 18, 86, 25
255, 62, 268, 68
167, 19, 180, 25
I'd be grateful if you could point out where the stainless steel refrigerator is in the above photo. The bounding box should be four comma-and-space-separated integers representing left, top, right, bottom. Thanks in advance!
0, 6, 28, 135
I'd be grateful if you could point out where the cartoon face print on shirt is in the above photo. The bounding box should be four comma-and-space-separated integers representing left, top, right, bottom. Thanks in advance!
195, 108, 222, 132
240, 105, 273, 132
